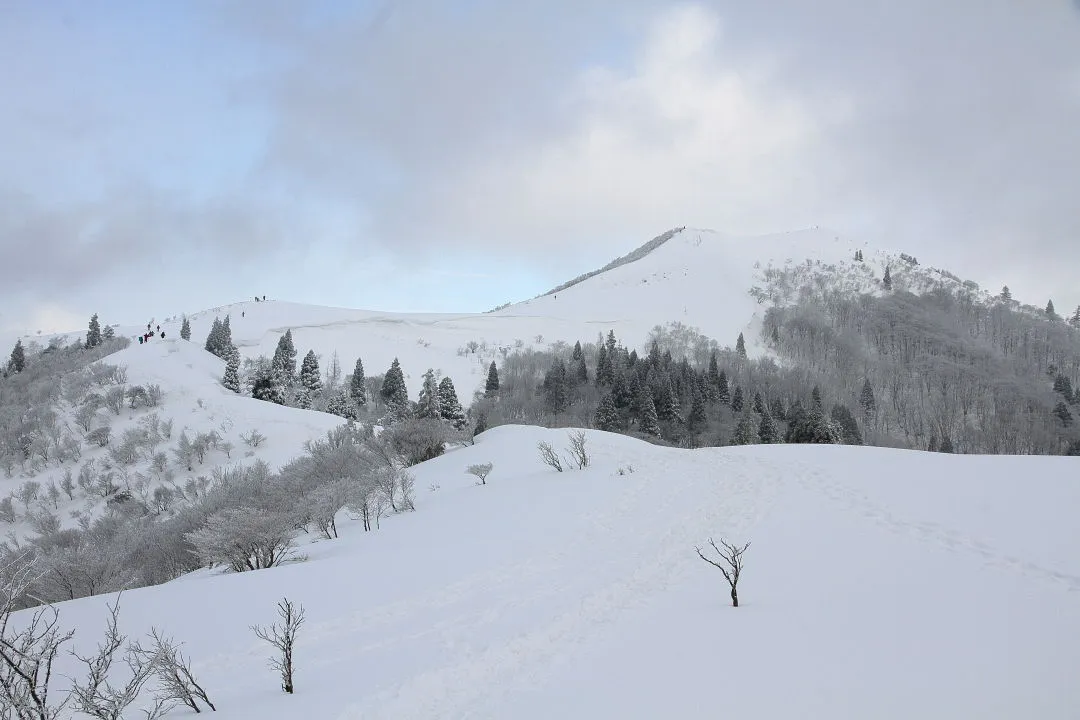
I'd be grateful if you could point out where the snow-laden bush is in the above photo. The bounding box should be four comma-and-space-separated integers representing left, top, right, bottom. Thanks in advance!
186, 507, 295, 572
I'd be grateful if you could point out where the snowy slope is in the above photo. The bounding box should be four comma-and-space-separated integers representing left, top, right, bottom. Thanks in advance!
19, 227, 863, 400
24, 426, 1080, 719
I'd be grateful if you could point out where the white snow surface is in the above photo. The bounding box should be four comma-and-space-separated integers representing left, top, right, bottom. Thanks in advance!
20, 425, 1080, 719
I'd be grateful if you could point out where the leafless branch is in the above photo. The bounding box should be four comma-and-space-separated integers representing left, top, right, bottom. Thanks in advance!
695, 537, 751, 607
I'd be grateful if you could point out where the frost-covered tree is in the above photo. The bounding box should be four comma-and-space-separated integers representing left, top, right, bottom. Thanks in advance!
859, 378, 876, 420
735, 332, 747, 359
830, 404, 863, 444
1000, 285, 1012, 302
251, 357, 287, 405
638, 386, 661, 437
758, 407, 779, 443
380, 358, 410, 421
731, 385, 744, 412
8, 339, 25, 373
1046, 299, 1058, 320
349, 357, 367, 405
180, 315, 191, 340
222, 351, 241, 393
416, 368, 441, 419
717, 370, 730, 405
686, 381, 707, 433
594, 393, 620, 431
541, 358, 572, 415
1054, 400, 1073, 427
326, 389, 358, 420
205, 317, 222, 355
204, 316, 235, 360
437, 376, 467, 430
882, 265, 893, 290
86, 313, 102, 349
730, 413, 759, 445
299, 350, 321, 393
272, 329, 297, 381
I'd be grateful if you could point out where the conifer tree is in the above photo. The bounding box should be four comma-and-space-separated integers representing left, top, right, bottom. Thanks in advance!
571, 341, 583, 361
606, 329, 617, 355
639, 386, 661, 438
437, 376, 467, 430
205, 317, 222, 355
859, 378, 876, 421
595, 345, 613, 387
753, 391, 764, 414
770, 325, 781, 347
1054, 400, 1073, 427
222, 351, 241, 393
180, 316, 191, 340
485, 361, 500, 398
417, 368, 442, 419
731, 385, 744, 413
380, 358, 410, 421
647, 340, 661, 369
575, 355, 589, 385
252, 366, 286, 404
717, 370, 730, 404
830, 404, 863, 444
769, 396, 786, 422
938, 435, 955, 453
299, 350, 322, 393
102, 324, 115, 340
8, 340, 25, 373
542, 358, 572, 415
86, 313, 102, 349
882, 266, 892, 290
735, 332, 747, 359
705, 353, 721, 400
1000, 286, 1012, 302
294, 387, 312, 409
686, 381, 708, 434
327, 389, 358, 420
350, 357, 367, 405
655, 375, 681, 424
758, 407, 779, 443
272, 329, 297, 381
220, 315, 234, 354
730, 413, 759, 445
1046, 299, 1057, 320
594, 393, 621, 432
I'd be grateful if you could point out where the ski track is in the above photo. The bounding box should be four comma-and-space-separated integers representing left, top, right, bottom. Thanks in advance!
331, 453, 782, 720
799, 465, 1080, 593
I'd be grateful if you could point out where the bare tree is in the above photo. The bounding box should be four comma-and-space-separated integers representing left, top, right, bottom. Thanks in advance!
69, 596, 163, 720
537, 441, 563, 472
465, 462, 493, 485
566, 430, 589, 469
142, 628, 216, 713
0, 551, 74, 720
240, 429, 266, 448
251, 597, 305, 694
695, 538, 751, 607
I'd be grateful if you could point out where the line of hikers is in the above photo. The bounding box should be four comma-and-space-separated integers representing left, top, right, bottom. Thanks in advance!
138, 323, 164, 345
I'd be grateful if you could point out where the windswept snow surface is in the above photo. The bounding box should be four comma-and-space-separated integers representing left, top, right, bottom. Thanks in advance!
16, 227, 864, 397
30, 427, 1080, 719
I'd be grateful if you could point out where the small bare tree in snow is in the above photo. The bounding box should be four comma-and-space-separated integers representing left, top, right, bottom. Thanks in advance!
240, 429, 266, 448
142, 629, 216, 713
537, 441, 563, 472
69, 596, 164, 720
252, 597, 305, 695
566, 430, 589, 469
695, 538, 751, 608
466, 462, 493, 485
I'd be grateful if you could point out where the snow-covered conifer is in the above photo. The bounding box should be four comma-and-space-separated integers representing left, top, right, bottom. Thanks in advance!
380, 358, 409, 421
437, 376, 467, 430
180, 315, 191, 340
416, 368, 441, 419
299, 350, 322, 393
8, 339, 24, 373
222, 351, 241, 393
86, 313, 102, 349
484, 361, 500, 397
350, 357, 367, 405
594, 393, 620, 432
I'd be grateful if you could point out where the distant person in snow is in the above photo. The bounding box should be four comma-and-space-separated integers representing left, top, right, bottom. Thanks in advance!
160, 331, 165, 339
138, 336, 144, 345
242, 311, 245, 318
255, 296, 259, 302
262, 295, 266, 301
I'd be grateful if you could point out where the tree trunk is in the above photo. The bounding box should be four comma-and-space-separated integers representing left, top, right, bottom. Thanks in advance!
730, 585, 739, 608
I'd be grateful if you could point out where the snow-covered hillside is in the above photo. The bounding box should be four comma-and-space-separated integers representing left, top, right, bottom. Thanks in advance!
21, 426, 1080, 719
18, 228, 868, 396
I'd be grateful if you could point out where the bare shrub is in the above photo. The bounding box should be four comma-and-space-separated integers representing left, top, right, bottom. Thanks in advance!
126, 385, 148, 410
75, 403, 99, 433
144, 384, 163, 407
695, 538, 751, 607
566, 430, 589, 469
104, 387, 126, 416
537, 441, 563, 472
466, 462, 493, 485
143, 628, 216, 713
186, 508, 295, 572
252, 597, 305, 694
309, 481, 349, 540
240, 429, 266, 448
87, 426, 111, 447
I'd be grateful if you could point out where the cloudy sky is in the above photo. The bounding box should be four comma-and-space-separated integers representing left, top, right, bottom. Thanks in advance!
2, 0, 1079, 336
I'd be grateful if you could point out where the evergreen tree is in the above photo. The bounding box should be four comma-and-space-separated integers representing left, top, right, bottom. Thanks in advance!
882, 266, 892, 290
594, 393, 621, 432
717, 370, 730, 404
859, 378, 876, 421
1000, 286, 1012, 302
438, 376, 467, 430
472, 412, 489, 438
686, 381, 708, 434
628, 349, 638, 367
380, 358, 410, 421
752, 391, 765, 414
272, 329, 297, 381
705, 353, 721, 401
1046, 299, 1057, 320
769, 396, 786, 422
811, 385, 824, 413
1053, 374, 1073, 399
571, 341, 584, 361
830, 404, 863, 444
770, 325, 781, 347
1070, 306, 1080, 328
326, 389, 358, 420
656, 375, 681, 424
350, 357, 367, 405
220, 315, 234, 355
299, 350, 322, 393
938, 436, 955, 453
222, 351, 241, 393
416, 368, 442, 419
205, 317, 222, 355
784, 401, 807, 443
180, 316, 191, 341
8, 340, 25, 373
541, 358, 572, 415
647, 340, 661, 369
252, 367, 286, 405
731, 385, 744, 412
293, 387, 312, 410
735, 332, 747, 358
758, 407, 779, 443
102, 325, 115, 341
730, 414, 759, 445
85, 313, 102, 349
638, 387, 661, 438
575, 355, 589, 385
1054, 401, 1073, 427
485, 361, 500, 398
595, 345, 614, 387
606, 330, 617, 355
927, 435, 939, 452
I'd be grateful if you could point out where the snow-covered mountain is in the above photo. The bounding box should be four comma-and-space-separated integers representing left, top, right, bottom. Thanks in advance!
13, 426, 1080, 719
